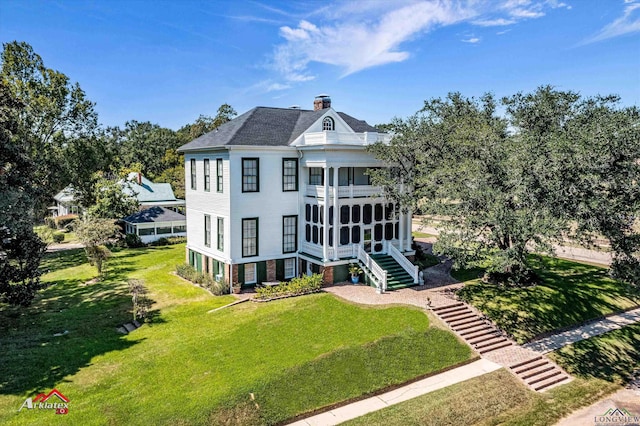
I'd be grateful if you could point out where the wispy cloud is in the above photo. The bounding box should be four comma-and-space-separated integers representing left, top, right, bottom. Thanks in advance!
268, 0, 573, 83
473, 18, 516, 26
271, 1, 475, 82
583, 2, 640, 44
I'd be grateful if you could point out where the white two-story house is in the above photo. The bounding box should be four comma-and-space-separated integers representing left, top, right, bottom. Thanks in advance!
177, 96, 418, 293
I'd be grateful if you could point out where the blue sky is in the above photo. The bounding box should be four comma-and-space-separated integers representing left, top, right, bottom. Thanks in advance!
1, 0, 639, 129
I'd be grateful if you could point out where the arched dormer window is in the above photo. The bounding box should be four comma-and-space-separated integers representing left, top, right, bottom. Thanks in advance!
322, 116, 335, 131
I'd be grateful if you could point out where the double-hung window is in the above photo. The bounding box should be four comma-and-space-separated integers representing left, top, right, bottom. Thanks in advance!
284, 258, 295, 279
217, 217, 224, 251
216, 158, 223, 192
204, 159, 210, 191
282, 158, 298, 191
190, 159, 196, 190
242, 218, 258, 257
309, 167, 323, 185
282, 215, 297, 253
242, 158, 259, 192
204, 214, 211, 247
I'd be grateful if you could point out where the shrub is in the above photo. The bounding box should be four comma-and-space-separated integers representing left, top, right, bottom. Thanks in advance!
124, 233, 144, 248
254, 273, 323, 300
166, 236, 186, 245
175, 264, 229, 296
52, 233, 65, 243
44, 217, 57, 230
54, 214, 78, 230
150, 237, 169, 246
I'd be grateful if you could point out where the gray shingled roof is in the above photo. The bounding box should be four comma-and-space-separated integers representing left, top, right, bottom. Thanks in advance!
177, 107, 379, 152
122, 207, 186, 224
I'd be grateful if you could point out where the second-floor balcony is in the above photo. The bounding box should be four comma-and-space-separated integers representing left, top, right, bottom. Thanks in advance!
300, 131, 390, 146
306, 184, 383, 199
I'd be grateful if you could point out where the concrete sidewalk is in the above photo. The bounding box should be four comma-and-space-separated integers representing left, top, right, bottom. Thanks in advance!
523, 308, 640, 353
287, 359, 501, 426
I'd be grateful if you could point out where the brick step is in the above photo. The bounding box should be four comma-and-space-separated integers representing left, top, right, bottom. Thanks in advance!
459, 324, 494, 337
509, 356, 543, 371
440, 311, 475, 321
450, 317, 483, 328
513, 359, 549, 375
467, 331, 503, 345
474, 336, 508, 350
533, 374, 571, 392
453, 319, 487, 331
478, 340, 512, 354
520, 364, 556, 380
436, 307, 469, 317
526, 369, 562, 385
432, 303, 464, 312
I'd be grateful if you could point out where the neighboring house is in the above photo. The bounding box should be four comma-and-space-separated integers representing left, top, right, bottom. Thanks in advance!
120, 173, 185, 213
122, 206, 187, 244
51, 186, 83, 217
177, 95, 418, 293
51, 174, 185, 216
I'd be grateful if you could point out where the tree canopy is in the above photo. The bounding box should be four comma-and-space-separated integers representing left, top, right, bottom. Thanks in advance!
369, 87, 640, 286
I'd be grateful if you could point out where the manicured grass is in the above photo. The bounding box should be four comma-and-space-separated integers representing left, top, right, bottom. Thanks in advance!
345, 323, 640, 426
456, 256, 640, 343
550, 322, 640, 383
412, 231, 437, 239
0, 244, 471, 425
345, 369, 620, 426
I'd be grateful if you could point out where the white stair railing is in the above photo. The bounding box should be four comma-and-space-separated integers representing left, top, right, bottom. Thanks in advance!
387, 242, 420, 284
357, 245, 387, 293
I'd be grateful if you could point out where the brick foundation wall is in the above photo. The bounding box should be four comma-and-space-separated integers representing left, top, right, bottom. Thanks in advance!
266, 260, 276, 281
231, 264, 239, 285
321, 266, 334, 285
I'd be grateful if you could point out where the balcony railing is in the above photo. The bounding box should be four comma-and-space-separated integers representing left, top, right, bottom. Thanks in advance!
301, 131, 389, 146
306, 185, 382, 198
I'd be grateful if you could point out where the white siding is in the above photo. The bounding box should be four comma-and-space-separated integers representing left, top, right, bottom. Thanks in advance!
229, 148, 299, 262
185, 151, 231, 262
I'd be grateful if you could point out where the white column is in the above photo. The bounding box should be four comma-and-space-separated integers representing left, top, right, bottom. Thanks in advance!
332, 166, 340, 260
323, 166, 330, 261
398, 211, 405, 252
406, 208, 413, 250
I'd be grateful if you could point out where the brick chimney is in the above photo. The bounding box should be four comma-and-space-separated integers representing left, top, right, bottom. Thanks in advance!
313, 94, 331, 111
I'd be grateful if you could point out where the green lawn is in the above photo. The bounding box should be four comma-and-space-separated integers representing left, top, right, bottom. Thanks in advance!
0, 244, 471, 425
456, 256, 640, 343
346, 321, 640, 426
412, 231, 437, 239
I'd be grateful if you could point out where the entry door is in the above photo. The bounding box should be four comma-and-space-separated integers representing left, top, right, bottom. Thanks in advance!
363, 228, 372, 253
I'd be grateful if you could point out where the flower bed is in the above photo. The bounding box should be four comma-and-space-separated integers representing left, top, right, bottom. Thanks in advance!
254, 274, 323, 301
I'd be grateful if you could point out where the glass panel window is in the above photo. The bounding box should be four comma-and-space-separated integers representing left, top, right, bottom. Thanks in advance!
157, 226, 172, 235
309, 167, 323, 185
282, 159, 298, 191
242, 158, 259, 192
340, 206, 350, 224
190, 159, 196, 190
204, 215, 211, 247
284, 258, 295, 279
217, 217, 224, 251
139, 227, 155, 236
242, 218, 258, 257
216, 158, 223, 192
173, 224, 186, 233
283, 215, 297, 253
204, 159, 210, 191
351, 226, 361, 244
352, 205, 361, 223
244, 263, 257, 284
322, 117, 334, 131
